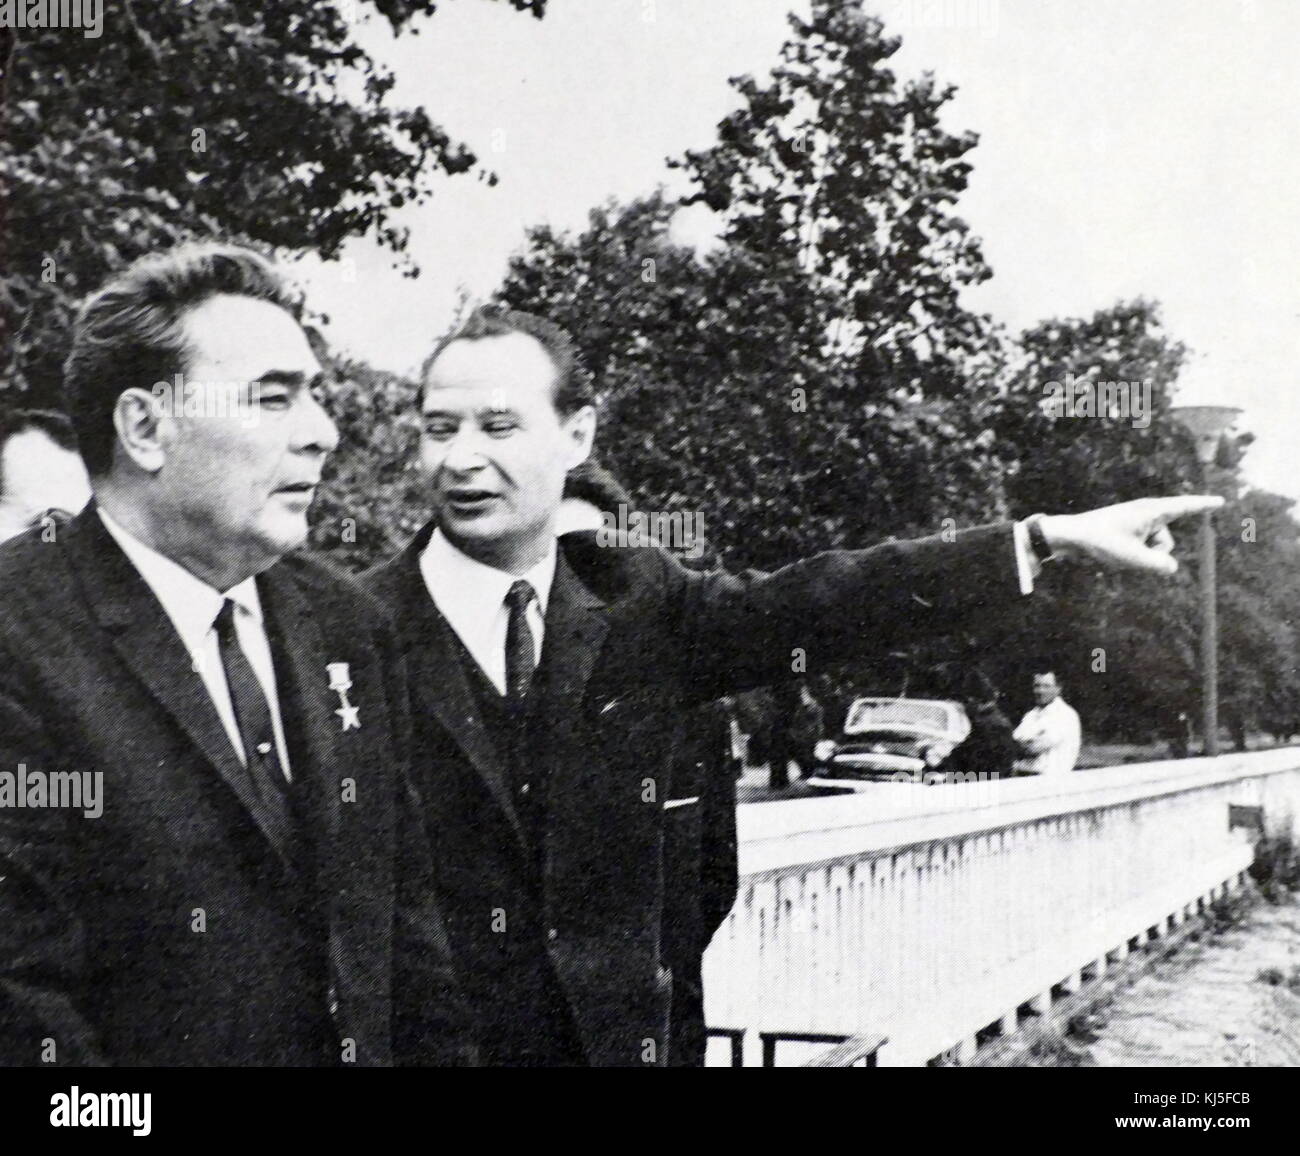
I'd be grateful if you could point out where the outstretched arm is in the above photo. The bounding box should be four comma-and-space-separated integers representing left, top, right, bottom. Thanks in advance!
672, 496, 1220, 704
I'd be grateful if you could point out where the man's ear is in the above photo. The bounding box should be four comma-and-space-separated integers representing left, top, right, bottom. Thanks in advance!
112, 387, 170, 474
561, 404, 597, 471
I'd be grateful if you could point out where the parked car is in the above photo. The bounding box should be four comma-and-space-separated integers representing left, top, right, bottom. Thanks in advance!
807, 697, 972, 788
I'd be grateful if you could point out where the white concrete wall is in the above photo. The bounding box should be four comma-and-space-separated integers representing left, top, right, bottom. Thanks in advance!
703, 748, 1300, 1066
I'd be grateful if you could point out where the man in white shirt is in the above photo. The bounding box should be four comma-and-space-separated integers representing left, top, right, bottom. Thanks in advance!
1013, 671, 1083, 775
0, 243, 464, 1066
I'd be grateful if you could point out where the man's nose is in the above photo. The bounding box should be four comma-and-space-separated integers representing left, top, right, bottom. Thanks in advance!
295, 390, 339, 456
439, 427, 490, 475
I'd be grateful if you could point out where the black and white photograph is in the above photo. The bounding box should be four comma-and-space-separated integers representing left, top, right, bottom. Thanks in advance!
0, 0, 1296, 1135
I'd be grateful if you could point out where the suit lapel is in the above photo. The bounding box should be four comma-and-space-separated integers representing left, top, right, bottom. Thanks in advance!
259, 567, 392, 1064
258, 568, 338, 815
389, 531, 527, 847
66, 506, 293, 867
535, 550, 609, 719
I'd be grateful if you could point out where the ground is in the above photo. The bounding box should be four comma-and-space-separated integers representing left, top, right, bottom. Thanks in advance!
1080, 897, 1300, 1067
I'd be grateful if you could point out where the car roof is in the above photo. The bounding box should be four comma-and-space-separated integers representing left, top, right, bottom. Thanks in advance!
843, 697, 970, 740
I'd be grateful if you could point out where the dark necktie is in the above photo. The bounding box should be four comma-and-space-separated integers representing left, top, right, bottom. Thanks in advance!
214, 599, 291, 849
504, 579, 537, 709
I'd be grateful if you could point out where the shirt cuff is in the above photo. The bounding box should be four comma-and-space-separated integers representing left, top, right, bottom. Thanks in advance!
1013, 520, 1041, 595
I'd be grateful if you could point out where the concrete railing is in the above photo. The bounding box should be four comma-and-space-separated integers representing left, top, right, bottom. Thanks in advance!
702, 748, 1300, 1066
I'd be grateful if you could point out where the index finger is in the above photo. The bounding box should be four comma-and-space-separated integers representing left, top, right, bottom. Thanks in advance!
1146, 494, 1225, 523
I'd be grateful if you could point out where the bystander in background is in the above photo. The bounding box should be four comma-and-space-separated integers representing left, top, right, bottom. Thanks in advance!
1013, 671, 1082, 775
0, 407, 90, 544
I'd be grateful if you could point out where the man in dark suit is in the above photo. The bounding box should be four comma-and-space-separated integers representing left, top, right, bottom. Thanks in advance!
364, 303, 1218, 1067
558, 458, 741, 1066
0, 243, 464, 1066
662, 697, 741, 1067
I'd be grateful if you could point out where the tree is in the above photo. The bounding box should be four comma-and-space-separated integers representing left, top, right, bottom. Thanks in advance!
0, 0, 546, 403
675, 1, 996, 404
996, 298, 1196, 517
1212, 470, 1300, 746
987, 298, 1300, 750
499, 3, 1007, 575
309, 357, 426, 572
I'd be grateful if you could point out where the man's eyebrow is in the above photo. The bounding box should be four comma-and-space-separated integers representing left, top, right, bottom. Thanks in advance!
256, 370, 311, 387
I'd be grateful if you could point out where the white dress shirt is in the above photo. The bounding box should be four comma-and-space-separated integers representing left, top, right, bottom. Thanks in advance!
97, 508, 291, 779
419, 528, 556, 696
1013, 696, 1082, 775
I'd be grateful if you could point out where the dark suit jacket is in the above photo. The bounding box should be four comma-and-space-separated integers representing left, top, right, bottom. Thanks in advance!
662, 698, 740, 1066
364, 520, 1021, 1067
0, 507, 465, 1066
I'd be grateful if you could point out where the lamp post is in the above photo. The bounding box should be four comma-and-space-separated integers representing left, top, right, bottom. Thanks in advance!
1170, 405, 1241, 757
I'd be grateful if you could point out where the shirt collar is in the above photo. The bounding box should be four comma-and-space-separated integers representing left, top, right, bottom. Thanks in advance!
419, 527, 557, 619
97, 507, 263, 652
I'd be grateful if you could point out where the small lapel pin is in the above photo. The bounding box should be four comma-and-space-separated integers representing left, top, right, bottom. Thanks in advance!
326, 662, 361, 732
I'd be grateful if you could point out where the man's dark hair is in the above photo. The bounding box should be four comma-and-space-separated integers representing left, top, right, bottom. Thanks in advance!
956, 665, 1001, 708
63, 242, 301, 477
0, 407, 79, 498
563, 458, 631, 512
420, 304, 595, 416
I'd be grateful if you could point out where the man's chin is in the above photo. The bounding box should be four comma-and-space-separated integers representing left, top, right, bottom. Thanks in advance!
438, 516, 541, 567
258, 514, 311, 557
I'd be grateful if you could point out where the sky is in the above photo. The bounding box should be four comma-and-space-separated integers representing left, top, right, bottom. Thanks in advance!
296, 0, 1300, 500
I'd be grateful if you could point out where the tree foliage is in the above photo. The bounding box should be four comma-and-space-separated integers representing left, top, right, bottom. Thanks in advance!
0, 0, 546, 403
675, 2, 994, 400
310, 357, 425, 572
986, 300, 1299, 743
